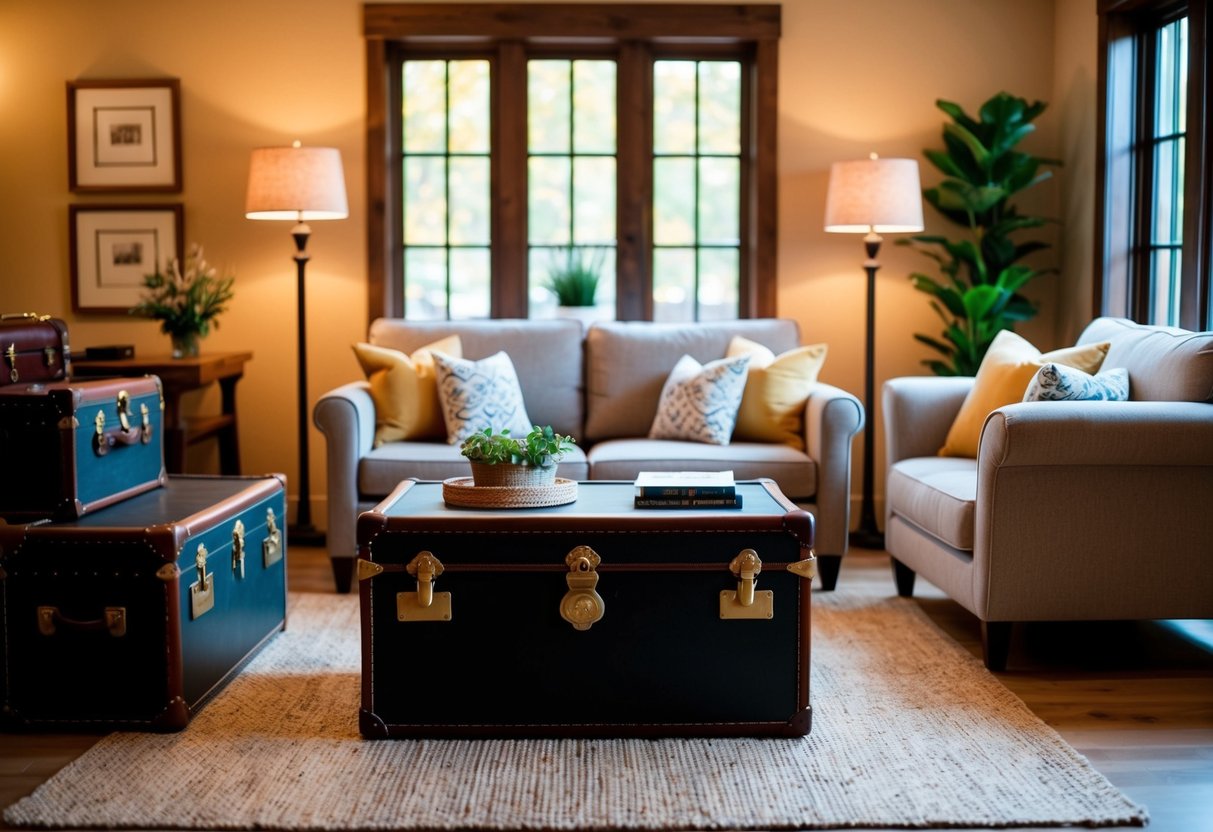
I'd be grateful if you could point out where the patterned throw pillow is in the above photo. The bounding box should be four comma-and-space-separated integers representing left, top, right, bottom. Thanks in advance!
648, 354, 751, 445
432, 351, 533, 444
1023, 364, 1129, 402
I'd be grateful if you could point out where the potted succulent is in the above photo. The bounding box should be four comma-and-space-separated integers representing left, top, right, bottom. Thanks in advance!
543, 246, 606, 326
460, 425, 576, 488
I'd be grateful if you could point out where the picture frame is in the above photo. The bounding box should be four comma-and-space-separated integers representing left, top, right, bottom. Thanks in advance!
70, 204, 184, 314
67, 78, 182, 192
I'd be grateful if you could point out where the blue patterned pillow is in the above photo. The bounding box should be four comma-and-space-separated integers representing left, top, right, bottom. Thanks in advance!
1022, 363, 1129, 402
648, 354, 751, 445
432, 351, 533, 443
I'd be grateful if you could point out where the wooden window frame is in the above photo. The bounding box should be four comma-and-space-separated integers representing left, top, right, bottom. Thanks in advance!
1096, 0, 1212, 330
364, 3, 781, 323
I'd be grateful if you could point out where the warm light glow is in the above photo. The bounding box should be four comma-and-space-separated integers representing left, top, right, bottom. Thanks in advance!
823, 155, 924, 234
245, 143, 349, 221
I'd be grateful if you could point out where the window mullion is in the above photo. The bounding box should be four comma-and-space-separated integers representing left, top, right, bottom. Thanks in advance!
616, 41, 653, 320
492, 41, 530, 318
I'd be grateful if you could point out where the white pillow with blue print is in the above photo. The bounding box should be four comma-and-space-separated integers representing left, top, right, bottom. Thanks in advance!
1023, 363, 1129, 402
648, 353, 751, 445
432, 350, 534, 444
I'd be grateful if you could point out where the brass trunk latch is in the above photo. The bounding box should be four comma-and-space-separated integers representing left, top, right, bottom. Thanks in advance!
139, 402, 152, 443
560, 545, 605, 631
5, 343, 16, 383
262, 508, 282, 567
397, 551, 452, 622
232, 519, 246, 579
720, 549, 773, 620
190, 543, 215, 620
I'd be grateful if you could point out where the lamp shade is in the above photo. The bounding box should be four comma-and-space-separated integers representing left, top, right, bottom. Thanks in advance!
245, 145, 349, 221
823, 156, 923, 234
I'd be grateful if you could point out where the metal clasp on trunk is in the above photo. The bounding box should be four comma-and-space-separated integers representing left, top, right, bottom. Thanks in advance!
720, 549, 773, 620
190, 544, 215, 620
397, 551, 452, 622
232, 519, 246, 579
5, 343, 16, 382
36, 605, 126, 638
263, 508, 282, 567
560, 545, 605, 631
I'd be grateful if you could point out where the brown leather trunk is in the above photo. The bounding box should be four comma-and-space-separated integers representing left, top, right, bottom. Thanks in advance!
0, 314, 70, 386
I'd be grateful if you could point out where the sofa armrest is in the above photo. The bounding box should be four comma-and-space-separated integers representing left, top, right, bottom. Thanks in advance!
972, 400, 1213, 622
882, 376, 974, 465
981, 401, 1213, 467
313, 381, 376, 562
803, 382, 864, 559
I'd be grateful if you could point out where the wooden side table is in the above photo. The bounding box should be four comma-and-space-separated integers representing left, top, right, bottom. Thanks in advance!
71, 352, 253, 475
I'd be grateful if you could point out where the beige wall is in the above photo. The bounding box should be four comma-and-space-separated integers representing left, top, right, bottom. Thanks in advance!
0, 0, 1096, 528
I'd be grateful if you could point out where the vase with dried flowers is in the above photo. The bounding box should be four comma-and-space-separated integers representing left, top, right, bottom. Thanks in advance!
131, 243, 235, 358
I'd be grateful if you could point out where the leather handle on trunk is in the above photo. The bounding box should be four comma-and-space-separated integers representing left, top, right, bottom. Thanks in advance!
37, 606, 127, 638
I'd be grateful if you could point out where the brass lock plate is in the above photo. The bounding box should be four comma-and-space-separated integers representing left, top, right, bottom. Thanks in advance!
397, 591, 452, 622
263, 508, 282, 567
190, 543, 215, 620
719, 589, 774, 619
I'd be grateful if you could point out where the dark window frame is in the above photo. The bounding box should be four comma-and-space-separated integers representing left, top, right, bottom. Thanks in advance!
363, 3, 781, 323
1096, 0, 1212, 330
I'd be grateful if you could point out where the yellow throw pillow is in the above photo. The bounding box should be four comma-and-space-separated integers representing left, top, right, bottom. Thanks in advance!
352, 335, 463, 447
726, 335, 828, 450
939, 330, 1110, 458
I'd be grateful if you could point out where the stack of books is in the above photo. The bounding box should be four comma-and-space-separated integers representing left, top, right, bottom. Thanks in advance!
633, 470, 742, 509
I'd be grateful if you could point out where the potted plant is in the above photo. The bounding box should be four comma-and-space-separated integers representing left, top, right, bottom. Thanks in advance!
131, 243, 235, 358
898, 92, 1058, 376
543, 246, 606, 325
460, 425, 577, 488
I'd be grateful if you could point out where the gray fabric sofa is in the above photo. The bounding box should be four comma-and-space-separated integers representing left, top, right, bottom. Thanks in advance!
882, 317, 1213, 670
314, 318, 863, 591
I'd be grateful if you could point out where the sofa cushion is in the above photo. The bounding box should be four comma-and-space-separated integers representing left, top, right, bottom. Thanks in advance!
1078, 317, 1213, 403
886, 457, 979, 551
648, 354, 750, 444
940, 330, 1110, 458
352, 335, 462, 446
1023, 364, 1129, 402
587, 438, 816, 498
369, 318, 585, 438
359, 442, 589, 495
727, 336, 828, 449
584, 319, 800, 442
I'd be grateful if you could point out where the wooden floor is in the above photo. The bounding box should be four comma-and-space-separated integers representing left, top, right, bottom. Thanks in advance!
2, 545, 1210, 832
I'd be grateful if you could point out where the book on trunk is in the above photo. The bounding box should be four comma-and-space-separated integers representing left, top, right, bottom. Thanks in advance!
634, 470, 736, 499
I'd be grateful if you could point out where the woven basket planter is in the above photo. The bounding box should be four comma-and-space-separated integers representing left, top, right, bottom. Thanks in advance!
468, 461, 558, 489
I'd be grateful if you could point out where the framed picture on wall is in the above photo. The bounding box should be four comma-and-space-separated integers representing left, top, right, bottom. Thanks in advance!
67, 78, 182, 192
70, 204, 183, 313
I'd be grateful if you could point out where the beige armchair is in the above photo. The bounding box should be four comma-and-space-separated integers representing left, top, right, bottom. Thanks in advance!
882, 317, 1213, 670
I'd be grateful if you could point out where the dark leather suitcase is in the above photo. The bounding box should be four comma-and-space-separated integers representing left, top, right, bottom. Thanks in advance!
356, 478, 815, 738
0, 474, 287, 731
0, 376, 166, 520
0, 313, 70, 386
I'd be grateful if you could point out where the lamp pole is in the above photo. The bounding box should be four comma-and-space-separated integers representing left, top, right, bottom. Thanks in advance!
291, 219, 321, 543
852, 231, 884, 550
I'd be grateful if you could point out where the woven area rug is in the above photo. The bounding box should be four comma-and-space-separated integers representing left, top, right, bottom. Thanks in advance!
4, 587, 1147, 830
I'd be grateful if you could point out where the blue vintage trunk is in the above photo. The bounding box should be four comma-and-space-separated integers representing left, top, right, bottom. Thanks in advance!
0, 376, 166, 520
0, 475, 287, 731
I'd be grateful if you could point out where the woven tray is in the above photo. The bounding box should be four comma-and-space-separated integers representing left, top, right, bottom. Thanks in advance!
442, 477, 578, 509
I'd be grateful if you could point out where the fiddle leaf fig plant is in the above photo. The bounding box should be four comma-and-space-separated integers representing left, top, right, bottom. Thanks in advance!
899, 92, 1058, 376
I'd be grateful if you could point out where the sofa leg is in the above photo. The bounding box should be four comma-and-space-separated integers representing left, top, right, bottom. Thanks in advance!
815, 555, 842, 591
891, 557, 916, 597
981, 621, 1012, 671
331, 556, 356, 594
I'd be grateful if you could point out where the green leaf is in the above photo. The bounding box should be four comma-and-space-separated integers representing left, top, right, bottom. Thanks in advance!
961, 285, 1004, 322
944, 122, 991, 170
913, 333, 956, 357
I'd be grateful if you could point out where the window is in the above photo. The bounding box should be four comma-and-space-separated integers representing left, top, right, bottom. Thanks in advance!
1097, 0, 1211, 330
365, 4, 780, 322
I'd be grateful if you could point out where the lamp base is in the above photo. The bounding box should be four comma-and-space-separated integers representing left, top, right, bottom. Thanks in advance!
288, 523, 326, 548
849, 527, 886, 551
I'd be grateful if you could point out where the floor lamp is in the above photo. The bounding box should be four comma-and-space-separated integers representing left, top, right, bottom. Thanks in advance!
245, 142, 348, 547
824, 154, 923, 550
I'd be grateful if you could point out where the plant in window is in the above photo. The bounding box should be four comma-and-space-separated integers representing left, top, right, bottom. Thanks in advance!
899, 92, 1058, 376
542, 246, 604, 308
